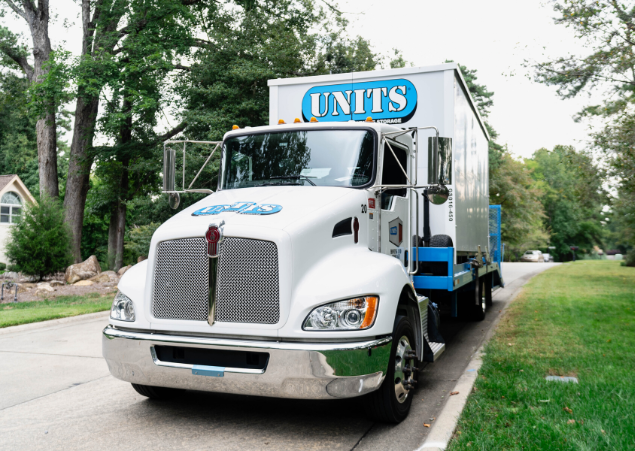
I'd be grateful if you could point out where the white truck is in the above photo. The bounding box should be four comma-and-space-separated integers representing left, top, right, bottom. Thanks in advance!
103, 63, 504, 423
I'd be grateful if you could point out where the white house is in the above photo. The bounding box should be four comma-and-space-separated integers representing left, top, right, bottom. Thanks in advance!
0, 175, 37, 264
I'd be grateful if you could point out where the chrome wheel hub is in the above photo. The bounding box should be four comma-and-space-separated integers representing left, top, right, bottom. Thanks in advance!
394, 335, 417, 403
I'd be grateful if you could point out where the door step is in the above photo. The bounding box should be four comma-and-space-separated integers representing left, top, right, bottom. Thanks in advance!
424, 341, 445, 362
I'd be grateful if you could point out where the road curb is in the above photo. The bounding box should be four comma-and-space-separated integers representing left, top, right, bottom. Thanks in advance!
415, 267, 550, 451
0, 310, 110, 336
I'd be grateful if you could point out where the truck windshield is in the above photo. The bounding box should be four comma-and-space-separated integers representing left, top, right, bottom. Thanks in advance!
220, 130, 374, 189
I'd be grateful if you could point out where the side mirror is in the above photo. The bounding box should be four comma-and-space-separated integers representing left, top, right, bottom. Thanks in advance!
168, 192, 180, 210
427, 137, 452, 186
425, 185, 450, 205
163, 146, 177, 192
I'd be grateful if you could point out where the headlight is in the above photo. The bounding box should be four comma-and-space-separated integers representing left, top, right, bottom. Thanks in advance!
110, 291, 135, 322
303, 296, 379, 331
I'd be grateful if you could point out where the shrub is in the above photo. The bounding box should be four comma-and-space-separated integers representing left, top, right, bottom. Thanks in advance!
623, 249, 635, 267
124, 223, 160, 263
5, 195, 73, 280
0, 262, 6, 271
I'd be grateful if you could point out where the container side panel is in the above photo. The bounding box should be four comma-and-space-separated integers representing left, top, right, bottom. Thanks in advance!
453, 77, 489, 253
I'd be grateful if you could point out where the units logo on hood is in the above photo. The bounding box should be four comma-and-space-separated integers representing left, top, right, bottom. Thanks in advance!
302, 79, 417, 124
192, 202, 282, 216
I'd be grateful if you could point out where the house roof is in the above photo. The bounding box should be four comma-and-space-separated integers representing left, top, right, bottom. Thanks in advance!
0, 174, 36, 205
0, 175, 17, 192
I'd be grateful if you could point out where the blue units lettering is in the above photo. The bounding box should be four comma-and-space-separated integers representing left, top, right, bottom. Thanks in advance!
302, 79, 417, 124
192, 202, 282, 216
390, 226, 398, 235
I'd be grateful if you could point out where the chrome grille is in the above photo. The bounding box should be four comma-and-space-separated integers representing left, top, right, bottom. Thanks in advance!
152, 237, 280, 324
216, 238, 280, 324
152, 238, 209, 321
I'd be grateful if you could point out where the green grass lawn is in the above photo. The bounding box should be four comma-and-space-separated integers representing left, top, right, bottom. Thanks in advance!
0, 292, 113, 328
448, 261, 635, 451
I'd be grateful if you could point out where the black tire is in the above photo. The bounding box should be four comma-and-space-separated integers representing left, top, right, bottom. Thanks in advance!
429, 234, 453, 248
131, 383, 184, 400
484, 276, 493, 307
470, 279, 486, 321
366, 316, 417, 423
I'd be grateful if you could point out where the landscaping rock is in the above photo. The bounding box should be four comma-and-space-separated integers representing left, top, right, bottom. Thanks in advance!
16, 283, 35, 293
49, 280, 64, 287
36, 282, 55, 292
89, 273, 111, 284
118, 265, 132, 276
3, 271, 18, 280
103, 281, 118, 288
65, 256, 101, 284
73, 280, 95, 286
137, 256, 147, 263
101, 270, 118, 281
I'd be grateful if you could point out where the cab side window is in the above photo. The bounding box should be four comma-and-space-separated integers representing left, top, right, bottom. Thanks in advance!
381, 140, 408, 209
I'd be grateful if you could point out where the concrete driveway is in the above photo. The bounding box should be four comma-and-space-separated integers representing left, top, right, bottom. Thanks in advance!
0, 262, 558, 451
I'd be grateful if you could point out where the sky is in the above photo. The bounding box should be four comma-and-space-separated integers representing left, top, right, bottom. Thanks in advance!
4, 0, 602, 159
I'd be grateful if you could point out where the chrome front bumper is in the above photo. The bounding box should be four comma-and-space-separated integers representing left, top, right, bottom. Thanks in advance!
102, 326, 392, 400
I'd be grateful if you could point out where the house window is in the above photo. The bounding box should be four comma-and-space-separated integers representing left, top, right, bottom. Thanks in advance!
1, 192, 22, 224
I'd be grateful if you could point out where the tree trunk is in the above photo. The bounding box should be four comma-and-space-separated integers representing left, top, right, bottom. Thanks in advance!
114, 199, 127, 271
36, 112, 59, 198
64, 94, 99, 262
107, 201, 119, 270
23, 1, 59, 198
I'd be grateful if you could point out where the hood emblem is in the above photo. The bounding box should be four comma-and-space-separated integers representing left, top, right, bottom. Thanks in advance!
206, 220, 225, 258
193, 202, 282, 216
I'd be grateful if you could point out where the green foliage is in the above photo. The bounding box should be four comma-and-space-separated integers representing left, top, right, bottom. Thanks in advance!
0, 262, 6, 270
125, 223, 161, 261
624, 249, 635, 267
27, 50, 73, 119
5, 196, 72, 280
527, 146, 606, 261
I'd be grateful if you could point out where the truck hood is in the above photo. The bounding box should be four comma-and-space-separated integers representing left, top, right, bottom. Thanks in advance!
159, 186, 360, 233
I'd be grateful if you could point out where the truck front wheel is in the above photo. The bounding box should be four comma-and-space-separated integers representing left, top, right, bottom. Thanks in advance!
365, 315, 417, 423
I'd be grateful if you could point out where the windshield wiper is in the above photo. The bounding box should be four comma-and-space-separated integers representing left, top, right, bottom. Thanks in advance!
269, 175, 316, 186
259, 181, 302, 186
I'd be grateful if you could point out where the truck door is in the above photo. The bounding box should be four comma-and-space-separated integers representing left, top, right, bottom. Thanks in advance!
374, 138, 412, 272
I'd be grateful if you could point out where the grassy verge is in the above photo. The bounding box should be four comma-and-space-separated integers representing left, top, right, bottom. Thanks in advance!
448, 261, 635, 450
0, 292, 112, 328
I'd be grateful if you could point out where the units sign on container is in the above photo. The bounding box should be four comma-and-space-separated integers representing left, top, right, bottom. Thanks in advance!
301, 79, 417, 124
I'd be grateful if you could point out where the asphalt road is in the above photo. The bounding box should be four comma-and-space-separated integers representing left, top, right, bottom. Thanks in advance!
0, 263, 558, 451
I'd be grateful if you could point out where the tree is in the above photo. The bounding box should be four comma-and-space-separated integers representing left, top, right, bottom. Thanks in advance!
527, 145, 606, 260
5, 195, 72, 280
533, 0, 634, 251
0, 5, 59, 199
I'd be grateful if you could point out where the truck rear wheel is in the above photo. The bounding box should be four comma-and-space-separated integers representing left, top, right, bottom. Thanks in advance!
131, 383, 184, 400
470, 279, 486, 321
365, 315, 417, 423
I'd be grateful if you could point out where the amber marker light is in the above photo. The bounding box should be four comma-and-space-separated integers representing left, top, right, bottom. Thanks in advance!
365, 117, 373, 122
278, 119, 286, 125
360, 296, 379, 329
294, 118, 301, 123
310, 117, 319, 122
232, 125, 239, 130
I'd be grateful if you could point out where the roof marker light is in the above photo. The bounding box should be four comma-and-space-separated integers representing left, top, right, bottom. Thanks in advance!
232, 125, 239, 130
294, 118, 301, 123
310, 117, 319, 123
278, 119, 286, 125
365, 117, 373, 122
